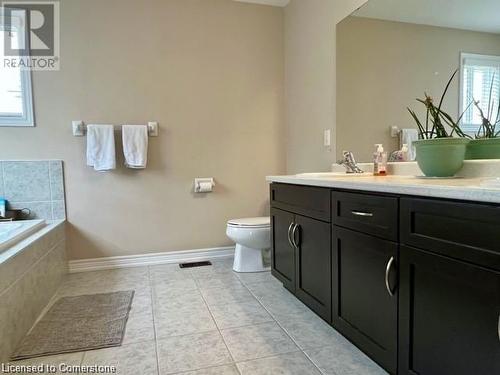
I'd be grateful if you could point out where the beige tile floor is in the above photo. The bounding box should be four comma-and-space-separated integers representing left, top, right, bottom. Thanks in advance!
11, 259, 388, 375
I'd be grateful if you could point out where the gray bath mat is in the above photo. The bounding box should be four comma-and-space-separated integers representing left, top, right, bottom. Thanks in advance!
11, 290, 134, 360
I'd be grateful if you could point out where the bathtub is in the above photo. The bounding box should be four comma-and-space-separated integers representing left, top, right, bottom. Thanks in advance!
0, 220, 46, 253
0, 219, 66, 362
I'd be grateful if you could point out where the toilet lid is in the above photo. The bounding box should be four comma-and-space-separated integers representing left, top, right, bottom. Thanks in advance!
227, 217, 270, 228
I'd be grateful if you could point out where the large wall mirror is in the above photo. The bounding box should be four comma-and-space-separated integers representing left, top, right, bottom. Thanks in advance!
336, 0, 500, 161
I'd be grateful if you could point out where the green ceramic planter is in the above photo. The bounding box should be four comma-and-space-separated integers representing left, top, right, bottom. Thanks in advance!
465, 138, 500, 160
413, 138, 470, 177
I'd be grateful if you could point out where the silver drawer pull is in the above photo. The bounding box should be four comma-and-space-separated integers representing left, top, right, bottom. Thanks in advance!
385, 256, 396, 297
292, 223, 300, 249
287, 222, 295, 249
498, 314, 500, 343
351, 210, 374, 217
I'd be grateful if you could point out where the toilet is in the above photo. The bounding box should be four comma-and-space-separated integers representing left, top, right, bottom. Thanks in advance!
226, 217, 271, 273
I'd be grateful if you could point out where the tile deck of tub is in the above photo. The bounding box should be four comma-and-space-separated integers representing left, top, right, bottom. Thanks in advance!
11, 259, 388, 375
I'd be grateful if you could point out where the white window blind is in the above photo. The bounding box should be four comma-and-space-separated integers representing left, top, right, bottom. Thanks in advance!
0, 8, 34, 127
460, 53, 500, 133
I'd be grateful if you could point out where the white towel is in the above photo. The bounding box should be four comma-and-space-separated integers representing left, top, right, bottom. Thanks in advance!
400, 128, 419, 161
122, 125, 149, 169
86, 124, 116, 171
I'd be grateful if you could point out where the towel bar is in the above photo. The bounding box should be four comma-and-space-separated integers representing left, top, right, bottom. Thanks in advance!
72, 121, 159, 137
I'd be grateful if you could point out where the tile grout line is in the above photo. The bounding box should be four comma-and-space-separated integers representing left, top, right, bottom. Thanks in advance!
231, 349, 307, 368
48, 161, 54, 219
302, 350, 332, 375
154, 266, 243, 373
170, 362, 244, 375
148, 266, 161, 375
209, 269, 303, 370
212, 319, 276, 333
214, 270, 328, 372
194, 267, 242, 374
241, 278, 328, 375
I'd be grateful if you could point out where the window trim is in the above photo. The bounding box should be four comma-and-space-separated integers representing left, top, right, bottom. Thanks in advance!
0, 7, 35, 127
459, 52, 500, 135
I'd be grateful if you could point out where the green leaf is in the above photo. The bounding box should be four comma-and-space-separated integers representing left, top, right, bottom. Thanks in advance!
407, 108, 427, 138
438, 69, 458, 111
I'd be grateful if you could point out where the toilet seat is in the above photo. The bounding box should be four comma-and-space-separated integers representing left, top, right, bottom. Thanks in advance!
226, 216, 271, 273
227, 217, 270, 229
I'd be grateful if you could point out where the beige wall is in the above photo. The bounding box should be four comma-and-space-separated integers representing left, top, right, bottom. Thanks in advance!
0, 0, 285, 260
337, 17, 500, 161
284, 0, 366, 173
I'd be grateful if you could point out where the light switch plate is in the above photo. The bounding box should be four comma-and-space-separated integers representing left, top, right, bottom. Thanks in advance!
324, 129, 331, 147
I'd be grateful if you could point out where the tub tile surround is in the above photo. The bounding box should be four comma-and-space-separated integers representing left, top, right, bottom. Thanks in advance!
0, 221, 67, 363
5, 259, 388, 374
0, 160, 66, 220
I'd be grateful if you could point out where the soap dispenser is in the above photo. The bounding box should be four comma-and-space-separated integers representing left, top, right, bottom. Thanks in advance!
373, 144, 388, 176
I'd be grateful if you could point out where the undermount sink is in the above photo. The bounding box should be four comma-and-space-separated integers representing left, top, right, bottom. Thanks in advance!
295, 172, 373, 178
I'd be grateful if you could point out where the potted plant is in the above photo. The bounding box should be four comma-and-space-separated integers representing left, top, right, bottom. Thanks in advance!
465, 74, 500, 159
408, 70, 470, 177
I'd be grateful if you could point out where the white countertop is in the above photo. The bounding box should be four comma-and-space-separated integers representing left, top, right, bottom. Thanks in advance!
266, 173, 500, 204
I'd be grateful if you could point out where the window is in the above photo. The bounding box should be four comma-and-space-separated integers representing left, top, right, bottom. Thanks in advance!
0, 8, 34, 126
460, 53, 500, 134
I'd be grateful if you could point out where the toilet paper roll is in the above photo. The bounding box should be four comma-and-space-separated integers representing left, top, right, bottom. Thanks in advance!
196, 181, 213, 193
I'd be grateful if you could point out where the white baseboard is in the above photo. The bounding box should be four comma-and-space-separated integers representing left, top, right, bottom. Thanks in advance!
68, 246, 235, 273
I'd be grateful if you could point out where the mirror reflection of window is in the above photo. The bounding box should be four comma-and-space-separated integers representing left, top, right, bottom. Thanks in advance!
461, 54, 500, 133
336, 0, 500, 159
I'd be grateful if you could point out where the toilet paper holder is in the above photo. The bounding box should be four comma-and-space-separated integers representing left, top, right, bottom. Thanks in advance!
194, 178, 215, 193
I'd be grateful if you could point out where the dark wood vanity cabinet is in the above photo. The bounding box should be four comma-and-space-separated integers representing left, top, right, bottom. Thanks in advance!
270, 208, 296, 292
399, 246, 500, 375
332, 191, 399, 374
399, 198, 500, 375
270, 183, 500, 375
401, 197, 500, 271
332, 227, 399, 374
270, 184, 332, 321
293, 214, 331, 321
332, 191, 399, 241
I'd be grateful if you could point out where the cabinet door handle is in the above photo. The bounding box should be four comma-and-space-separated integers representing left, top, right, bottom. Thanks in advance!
351, 210, 374, 217
292, 224, 300, 249
287, 222, 295, 248
385, 256, 396, 297
498, 314, 500, 343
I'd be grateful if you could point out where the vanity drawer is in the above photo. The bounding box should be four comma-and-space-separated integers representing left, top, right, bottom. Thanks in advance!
270, 183, 331, 222
401, 198, 500, 271
332, 191, 398, 241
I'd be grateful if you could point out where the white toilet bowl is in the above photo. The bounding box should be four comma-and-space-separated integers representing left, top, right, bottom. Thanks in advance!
226, 217, 271, 273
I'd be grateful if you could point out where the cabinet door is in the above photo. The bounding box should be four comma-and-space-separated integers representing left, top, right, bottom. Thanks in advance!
399, 246, 500, 375
271, 208, 296, 292
294, 215, 331, 321
332, 227, 398, 374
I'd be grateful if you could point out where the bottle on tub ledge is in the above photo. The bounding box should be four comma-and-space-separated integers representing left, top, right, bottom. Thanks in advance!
373, 144, 388, 176
0, 197, 6, 219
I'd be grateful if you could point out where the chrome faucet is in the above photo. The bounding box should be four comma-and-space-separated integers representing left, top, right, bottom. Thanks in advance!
337, 151, 364, 174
